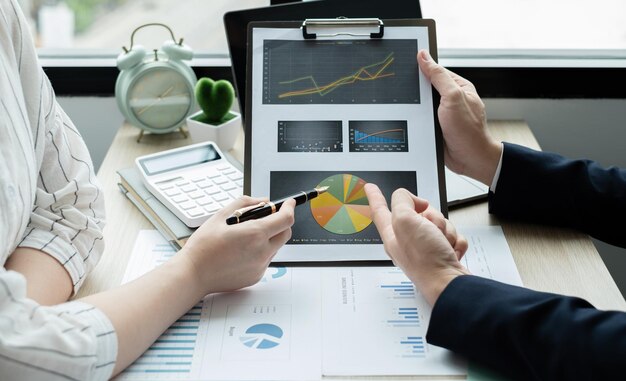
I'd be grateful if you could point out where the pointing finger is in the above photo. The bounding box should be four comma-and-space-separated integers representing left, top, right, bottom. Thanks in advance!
364, 183, 393, 241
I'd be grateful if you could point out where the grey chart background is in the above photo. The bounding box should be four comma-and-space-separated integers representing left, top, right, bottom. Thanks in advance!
270, 171, 417, 245
277, 121, 343, 152
263, 39, 420, 104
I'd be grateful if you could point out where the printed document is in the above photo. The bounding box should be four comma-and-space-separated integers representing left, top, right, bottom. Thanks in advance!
321, 225, 522, 376
117, 226, 521, 379
248, 23, 443, 262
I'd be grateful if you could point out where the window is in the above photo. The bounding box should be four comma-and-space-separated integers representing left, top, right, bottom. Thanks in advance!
421, 0, 626, 50
20, 0, 626, 52
19, 0, 268, 53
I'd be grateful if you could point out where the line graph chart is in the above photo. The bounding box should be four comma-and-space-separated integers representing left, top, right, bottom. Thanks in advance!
278, 53, 395, 99
263, 39, 419, 104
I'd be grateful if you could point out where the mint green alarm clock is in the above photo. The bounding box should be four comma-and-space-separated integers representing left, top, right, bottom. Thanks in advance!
115, 23, 197, 140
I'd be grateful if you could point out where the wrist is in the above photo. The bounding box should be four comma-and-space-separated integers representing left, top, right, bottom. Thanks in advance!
417, 267, 469, 306
470, 139, 503, 186
423, 276, 455, 306
169, 250, 207, 300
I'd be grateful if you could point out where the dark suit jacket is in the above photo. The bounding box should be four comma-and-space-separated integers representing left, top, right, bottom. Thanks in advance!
426, 143, 626, 380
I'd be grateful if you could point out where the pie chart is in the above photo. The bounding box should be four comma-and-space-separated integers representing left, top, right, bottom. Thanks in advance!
310, 174, 372, 234
239, 323, 283, 349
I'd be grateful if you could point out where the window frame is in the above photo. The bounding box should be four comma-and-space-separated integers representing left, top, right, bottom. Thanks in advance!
42, 49, 626, 98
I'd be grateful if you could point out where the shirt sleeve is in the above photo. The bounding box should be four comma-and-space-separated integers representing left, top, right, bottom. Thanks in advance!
489, 142, 504, 193
9, 0, 106, 294
18, 91, 106, 294
0, 269, 117, 381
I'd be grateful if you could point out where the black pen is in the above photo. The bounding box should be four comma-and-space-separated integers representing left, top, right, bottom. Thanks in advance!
226, 186, 329, 225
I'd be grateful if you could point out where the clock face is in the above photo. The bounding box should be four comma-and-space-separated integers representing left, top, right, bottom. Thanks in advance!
128, 67, 192, 130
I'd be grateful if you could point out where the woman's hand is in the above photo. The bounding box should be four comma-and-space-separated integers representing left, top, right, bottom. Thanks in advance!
179, 196, 295, 294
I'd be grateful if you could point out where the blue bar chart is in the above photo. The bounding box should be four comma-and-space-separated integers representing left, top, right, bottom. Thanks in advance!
387, 307, 421, 327
154, 242, 175, 266
399, 336, 426, 358
349, 121, 409, 152
380, 280, 416, 299
121, 304, 203, 377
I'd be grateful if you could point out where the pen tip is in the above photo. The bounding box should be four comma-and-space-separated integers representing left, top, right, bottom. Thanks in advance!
316, 186, 330, 193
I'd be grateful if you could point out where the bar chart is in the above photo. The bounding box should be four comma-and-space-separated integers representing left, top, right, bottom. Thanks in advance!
349, 121, 409, 152
322, 267, 463, 375
380, 280, 417, 300
119, 303, 204, 379
277, 120, 343, 152
387, 307, 421, 328
399, 336, 426, 358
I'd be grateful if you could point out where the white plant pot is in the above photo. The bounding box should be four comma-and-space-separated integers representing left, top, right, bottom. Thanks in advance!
186, 110, 242, 151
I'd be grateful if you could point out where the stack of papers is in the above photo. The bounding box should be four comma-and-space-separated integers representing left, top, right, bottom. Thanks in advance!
115, 226, 522, 380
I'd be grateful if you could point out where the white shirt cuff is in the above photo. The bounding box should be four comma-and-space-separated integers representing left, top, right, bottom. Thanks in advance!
489, 143, 505, 193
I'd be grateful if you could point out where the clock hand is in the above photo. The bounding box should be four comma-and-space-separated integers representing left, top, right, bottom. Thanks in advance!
136, 85, 175, 115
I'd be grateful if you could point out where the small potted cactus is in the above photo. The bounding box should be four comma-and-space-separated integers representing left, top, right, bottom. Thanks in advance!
186, 77, 241, 150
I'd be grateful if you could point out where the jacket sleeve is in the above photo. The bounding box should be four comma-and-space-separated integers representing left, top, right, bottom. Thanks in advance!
488, 142, 626, 247
0, 269, 117, 381
426, 275, 626, 380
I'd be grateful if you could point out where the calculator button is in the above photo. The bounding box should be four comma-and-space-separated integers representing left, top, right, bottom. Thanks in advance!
187, 209, 205, 217
235, 180, 243, 187
228, 189, 243, 199
216, 164, 231, 171
227, 173, 243, 181
178, 201, 197, 210
221, 168, 236, 175
188, 191, 204, 199
204, 204, 221, 213
212, 177, 229, 185
213, 192, 230, 202
191, 177, 206, 183
204, 187, 220, 196
180, 184, 197, 193
171, 195, 188, 203
221, 183, 237, 191
164, 189, 181, 197
196, 197, 213, 206
158, 184, 174, 191
207, 172, 222, 179
196, 181, 212, 189
175, 180, 190, 186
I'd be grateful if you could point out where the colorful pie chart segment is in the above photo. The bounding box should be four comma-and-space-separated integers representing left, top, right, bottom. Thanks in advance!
310, 174, 372, 234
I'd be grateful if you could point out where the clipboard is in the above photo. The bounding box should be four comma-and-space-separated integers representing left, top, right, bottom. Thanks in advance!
244, 18, 446, 264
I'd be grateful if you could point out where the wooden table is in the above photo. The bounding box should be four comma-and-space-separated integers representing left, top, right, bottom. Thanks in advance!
77, 120, 626, 315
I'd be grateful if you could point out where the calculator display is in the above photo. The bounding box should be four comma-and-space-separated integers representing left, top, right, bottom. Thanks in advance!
140, 144, 221, 176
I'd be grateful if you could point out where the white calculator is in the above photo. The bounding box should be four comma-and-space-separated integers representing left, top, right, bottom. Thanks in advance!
136, 141, 243, 228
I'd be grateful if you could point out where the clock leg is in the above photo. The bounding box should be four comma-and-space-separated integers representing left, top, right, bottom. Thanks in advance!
179, 127, 188, 139
136, 130, 145, 143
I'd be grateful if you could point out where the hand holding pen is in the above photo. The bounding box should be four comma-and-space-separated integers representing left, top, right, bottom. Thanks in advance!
226, 186, 329, 224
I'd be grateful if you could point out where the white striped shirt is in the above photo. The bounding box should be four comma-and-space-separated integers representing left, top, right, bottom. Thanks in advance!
0, 0, 117, 379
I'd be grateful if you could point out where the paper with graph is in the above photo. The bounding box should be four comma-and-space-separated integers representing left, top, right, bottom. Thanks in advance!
248, 21, 443, 262
321, 225, 522, 376
117, 225, 522, 379
115, 230, 322, 381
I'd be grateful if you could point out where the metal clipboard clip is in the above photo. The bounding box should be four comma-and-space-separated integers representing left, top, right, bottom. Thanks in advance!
301, 17, 384, 40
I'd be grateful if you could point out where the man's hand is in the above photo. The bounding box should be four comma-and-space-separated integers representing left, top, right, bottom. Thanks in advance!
418, 50, 502, 186
365, 184, 469, 305
179, 196, 295, 295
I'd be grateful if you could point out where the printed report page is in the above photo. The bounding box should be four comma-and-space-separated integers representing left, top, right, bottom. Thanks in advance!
250, 25, 441, 262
